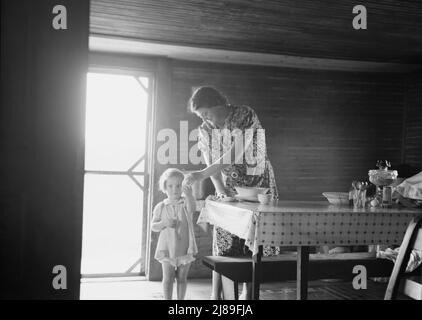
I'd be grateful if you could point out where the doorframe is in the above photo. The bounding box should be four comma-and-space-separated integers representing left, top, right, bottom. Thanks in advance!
82, 52, 159, 278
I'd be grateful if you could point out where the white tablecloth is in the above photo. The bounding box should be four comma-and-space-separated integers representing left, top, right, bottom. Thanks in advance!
197, 199, 422, 255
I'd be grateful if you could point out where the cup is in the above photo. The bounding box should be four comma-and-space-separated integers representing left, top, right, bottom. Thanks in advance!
360, 190, 367, 208
258, 194, 272, 205
353, 190, 367, 208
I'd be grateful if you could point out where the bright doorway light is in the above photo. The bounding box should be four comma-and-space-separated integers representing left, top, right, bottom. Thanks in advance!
81, 72, 152, 276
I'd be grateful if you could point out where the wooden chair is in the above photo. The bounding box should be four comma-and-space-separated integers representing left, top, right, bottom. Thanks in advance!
385, 215, 422, 300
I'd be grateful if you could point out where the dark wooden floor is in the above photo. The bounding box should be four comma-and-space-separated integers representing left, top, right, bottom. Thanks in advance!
81, 277, 410, 300
258, 279, 394, 300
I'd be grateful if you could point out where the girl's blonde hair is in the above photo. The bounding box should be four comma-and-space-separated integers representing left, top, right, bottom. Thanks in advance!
158, 168, 185, 193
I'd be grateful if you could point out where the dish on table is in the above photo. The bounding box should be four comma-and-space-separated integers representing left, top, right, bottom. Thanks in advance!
219, 196, 236, 202
234, 186, 269, 198
209, 194, 237, 202
234, 195, 260, 202
322, 192, 349, 206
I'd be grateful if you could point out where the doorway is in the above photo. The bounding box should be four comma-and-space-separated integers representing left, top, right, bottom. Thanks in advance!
81, 70, 154, 278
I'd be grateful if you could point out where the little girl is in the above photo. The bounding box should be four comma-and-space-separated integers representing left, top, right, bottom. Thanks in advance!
151, 168, 198, 300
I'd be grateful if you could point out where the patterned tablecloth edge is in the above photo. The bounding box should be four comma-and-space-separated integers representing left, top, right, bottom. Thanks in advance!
197, 200, 422, 255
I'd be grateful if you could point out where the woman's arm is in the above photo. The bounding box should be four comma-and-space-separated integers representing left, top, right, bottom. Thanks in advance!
210, 173, 226, 195
199, 134, 251, 180
185, 139, 244, 185
200, 141, 229, 195
186, 114, 256, 185
201, 144, 237, 179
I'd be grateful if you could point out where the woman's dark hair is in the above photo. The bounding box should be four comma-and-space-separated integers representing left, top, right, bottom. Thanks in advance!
188, 86, 228, 112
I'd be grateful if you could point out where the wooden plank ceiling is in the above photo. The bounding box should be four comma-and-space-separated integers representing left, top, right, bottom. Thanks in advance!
90, 0, 422, 63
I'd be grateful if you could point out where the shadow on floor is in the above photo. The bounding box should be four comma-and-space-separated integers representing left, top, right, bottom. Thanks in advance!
80, 277, 398, 300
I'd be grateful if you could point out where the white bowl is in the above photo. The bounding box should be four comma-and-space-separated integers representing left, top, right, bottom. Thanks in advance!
322, 192, 349, 206
235, 186, 269, 198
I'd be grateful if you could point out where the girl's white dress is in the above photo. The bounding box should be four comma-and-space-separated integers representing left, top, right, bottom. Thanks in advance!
153, 198, 198, 268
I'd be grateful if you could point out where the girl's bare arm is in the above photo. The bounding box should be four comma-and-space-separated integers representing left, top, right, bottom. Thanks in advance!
183, 185, 196, 214
151, 215, 166, 232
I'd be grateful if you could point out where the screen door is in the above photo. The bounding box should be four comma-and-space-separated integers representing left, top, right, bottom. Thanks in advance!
81, 71, 153, 277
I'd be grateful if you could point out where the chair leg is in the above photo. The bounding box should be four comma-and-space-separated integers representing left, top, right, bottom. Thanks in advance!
234, 281, 239, 300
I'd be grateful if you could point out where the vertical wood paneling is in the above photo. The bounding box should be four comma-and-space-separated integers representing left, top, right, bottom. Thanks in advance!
404, 73, 422, 168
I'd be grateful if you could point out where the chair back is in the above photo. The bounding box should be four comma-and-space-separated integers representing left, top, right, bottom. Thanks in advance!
385, 215, 422, 300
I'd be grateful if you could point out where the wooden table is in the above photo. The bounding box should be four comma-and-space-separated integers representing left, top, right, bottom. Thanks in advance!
197, 199, 422, 300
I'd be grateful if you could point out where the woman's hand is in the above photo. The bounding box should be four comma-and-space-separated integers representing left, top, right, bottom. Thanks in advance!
215, 191, 228, 199
184, 171, 205, 187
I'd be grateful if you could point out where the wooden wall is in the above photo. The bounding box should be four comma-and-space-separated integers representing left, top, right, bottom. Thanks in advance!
146, 57, 407, 279
90, 0, 422, 63
171, 61, 406, 200
1, 0, 89, 299
403, 72, 422, 168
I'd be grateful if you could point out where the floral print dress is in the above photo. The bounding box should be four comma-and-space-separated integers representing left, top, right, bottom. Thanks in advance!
198, 104, 280, 257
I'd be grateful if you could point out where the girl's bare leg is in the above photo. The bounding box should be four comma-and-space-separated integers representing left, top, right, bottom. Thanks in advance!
176, 263, 191, 300
211, 271, 222, 300
162, 262, 176, 300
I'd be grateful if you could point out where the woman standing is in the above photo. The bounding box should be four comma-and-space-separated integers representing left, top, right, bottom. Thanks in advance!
184, 86, 279, 299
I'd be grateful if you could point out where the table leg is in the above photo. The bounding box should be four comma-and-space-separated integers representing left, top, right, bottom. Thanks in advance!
252, 245, 263, 300
297, 246, 310, 300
